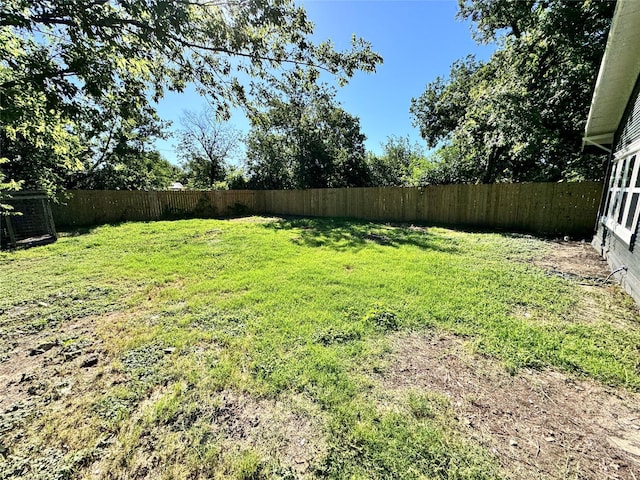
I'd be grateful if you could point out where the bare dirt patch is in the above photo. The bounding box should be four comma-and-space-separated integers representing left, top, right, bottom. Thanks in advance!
532, 240, 612, 282
0, 314, 109, 414
89, 389, 327, 479
0, 312, 122, 478
526, 240, 640, 328
212, 391, 327, 476
381, 332, 640, 480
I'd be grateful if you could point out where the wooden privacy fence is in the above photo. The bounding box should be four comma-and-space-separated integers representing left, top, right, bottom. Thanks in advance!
53, 182, 603, 236
259, 182, 603, 235
52, 190, 259, 227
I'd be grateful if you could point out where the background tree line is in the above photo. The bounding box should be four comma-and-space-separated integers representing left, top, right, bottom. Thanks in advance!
173, 0, 617, 190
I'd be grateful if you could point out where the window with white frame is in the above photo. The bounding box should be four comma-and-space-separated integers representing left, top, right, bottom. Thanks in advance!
603, 144, 640, 245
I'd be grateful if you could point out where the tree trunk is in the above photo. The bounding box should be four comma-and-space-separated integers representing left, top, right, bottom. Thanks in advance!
482, 145, 504, 184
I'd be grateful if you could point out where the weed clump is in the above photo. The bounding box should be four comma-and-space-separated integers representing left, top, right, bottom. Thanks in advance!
364, 303, 399, 332
313, 326, 362, 346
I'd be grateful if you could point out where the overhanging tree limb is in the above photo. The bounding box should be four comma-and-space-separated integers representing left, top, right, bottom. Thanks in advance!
1, 0, 381, 195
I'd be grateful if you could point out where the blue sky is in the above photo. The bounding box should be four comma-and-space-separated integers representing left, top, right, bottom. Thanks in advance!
154, 0, 495, 165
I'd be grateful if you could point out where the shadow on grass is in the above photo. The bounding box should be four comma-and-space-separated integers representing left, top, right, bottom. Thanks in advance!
263, 216, 460, 253
57, 226, 101, 238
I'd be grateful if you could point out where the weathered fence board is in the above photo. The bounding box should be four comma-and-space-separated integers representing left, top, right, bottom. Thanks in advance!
52, 182, 603, 235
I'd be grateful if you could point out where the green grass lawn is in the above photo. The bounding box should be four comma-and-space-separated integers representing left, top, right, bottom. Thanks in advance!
2, 217, 640, 479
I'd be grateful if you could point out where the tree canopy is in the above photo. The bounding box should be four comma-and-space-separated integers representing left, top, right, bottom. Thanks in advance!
178, 108, 242, 189
366, 136, 427, 187
246, 68, 370, 189
411, 0, 614, 184
0, 0, 382, 200
76, 151, 180, 190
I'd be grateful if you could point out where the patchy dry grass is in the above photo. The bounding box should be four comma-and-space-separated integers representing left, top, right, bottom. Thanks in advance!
381, 331, 640, 479
1, 217, 639, 479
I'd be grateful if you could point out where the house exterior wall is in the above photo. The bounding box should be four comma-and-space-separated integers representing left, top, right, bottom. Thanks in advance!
614, 75, 640, 152
593, 223, 640, 302
593, 73, 640, 304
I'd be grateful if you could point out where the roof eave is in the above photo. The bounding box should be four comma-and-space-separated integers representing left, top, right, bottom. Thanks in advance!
584, 1, 640, 150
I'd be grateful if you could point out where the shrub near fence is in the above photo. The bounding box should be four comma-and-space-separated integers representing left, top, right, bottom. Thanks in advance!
53, 182, 603, 236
